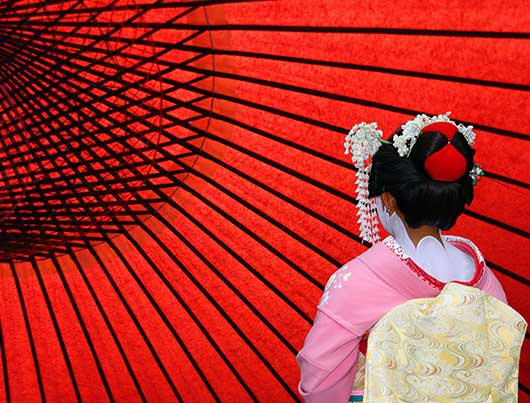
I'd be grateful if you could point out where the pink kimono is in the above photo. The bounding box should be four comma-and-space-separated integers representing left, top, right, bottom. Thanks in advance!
296, 236, 506, 403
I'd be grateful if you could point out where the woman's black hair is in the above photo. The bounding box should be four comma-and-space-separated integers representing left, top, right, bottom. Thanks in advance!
368, 125, 475, 230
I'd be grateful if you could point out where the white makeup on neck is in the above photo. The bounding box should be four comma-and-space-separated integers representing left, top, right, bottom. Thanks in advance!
375, 195, 474, 282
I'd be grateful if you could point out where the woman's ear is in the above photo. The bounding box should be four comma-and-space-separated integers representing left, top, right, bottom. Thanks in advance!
381, 192, 397, 214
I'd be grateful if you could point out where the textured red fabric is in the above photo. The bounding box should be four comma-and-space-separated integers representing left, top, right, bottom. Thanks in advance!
423, 122, 458, 140
422, 122, 468, 181
424, 145, 468, 181
0, 2, 529, 403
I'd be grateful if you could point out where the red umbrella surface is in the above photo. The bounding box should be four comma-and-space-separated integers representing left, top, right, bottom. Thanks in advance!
0, 1, 529, 402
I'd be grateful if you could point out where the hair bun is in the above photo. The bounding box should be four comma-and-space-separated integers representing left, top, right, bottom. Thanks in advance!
421, 122, 468, 182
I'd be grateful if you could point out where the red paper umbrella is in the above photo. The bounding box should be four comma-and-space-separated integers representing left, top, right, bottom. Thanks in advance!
0, 1, 529, 402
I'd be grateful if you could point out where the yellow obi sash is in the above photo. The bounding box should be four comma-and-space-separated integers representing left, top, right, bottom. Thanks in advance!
361, 283, 527, 403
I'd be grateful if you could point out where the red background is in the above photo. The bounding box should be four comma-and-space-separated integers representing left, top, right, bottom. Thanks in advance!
0, 1, 529, 402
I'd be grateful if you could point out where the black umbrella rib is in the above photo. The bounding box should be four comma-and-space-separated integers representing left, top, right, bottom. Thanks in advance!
64, 246, 148, 402
45, 252, 115, 402
6, 49, 256, 402
2, 1, 62, 234
132, 212, 301, 402
46, 91, 284, 401
5, 22, 528, 278
171, 92, 530, 193
59, 179, 184, 402
1, 62, 185, 401
18, 32, 528, 294
0, 31, 338, 288
177, 64, 530, 142
1, 66, 100, 204
3, 20, 530, 38
0, 0, 184, 21
8, 261, 47, 403
153, 25, 530, 39
0, 0, 85, 14
30, 259, 85, 401
520, 383, 530, 399
464, 209, 530, 240
177, 45, 530, 92
0, 36, 361, 252
0, 0, 259, 19
165, 76, 530, 194
0, 69, 115, 247
106, 228, 258, 402
0, 323, 9, 403
4, 70, 92, 401
486, 260, 530, 288
39, 45, 320, 350
3, 1, 524, 282
20, 88, 194, 403
100, 233, 222, 402
185, 87, 530, 196
483, 171, 530, 191
53, 61, 336, 293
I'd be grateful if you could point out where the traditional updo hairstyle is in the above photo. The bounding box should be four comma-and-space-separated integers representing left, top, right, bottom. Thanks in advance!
368, 121, 475, 230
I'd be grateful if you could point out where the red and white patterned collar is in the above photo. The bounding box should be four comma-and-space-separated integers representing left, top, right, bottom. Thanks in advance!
382, 235, 485, 291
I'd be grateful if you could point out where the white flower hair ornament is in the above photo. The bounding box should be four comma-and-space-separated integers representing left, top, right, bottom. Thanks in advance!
344, 112, 482, 244
344, 122, 390, 244
394, 112, 476, 157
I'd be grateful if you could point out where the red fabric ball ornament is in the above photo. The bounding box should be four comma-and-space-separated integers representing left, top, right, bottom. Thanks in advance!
422, 122, 468, 182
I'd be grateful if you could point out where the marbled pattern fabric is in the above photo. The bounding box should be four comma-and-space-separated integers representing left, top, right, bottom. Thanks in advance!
363, 283, 526, 403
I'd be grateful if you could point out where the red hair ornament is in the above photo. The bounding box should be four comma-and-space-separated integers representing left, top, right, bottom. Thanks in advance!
422, 122, 468, 182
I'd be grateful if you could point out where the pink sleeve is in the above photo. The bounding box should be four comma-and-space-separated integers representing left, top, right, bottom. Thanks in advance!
480, 266, 507, 303
296, 310, 361, 403
296, 256, 401, 402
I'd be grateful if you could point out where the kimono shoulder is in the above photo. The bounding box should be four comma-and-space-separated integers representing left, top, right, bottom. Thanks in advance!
316, 242, 409, 336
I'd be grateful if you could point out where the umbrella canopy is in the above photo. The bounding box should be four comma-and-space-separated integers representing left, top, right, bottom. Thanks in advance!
0, 0, 529, 402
